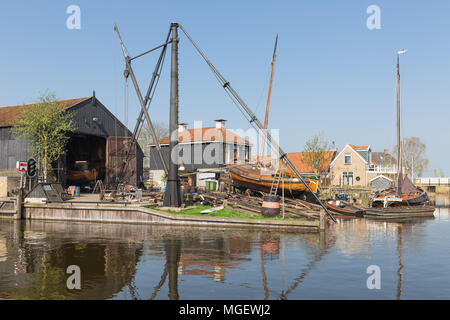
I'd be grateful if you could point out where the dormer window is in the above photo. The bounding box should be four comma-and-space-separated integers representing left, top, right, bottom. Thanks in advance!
344, 153, 352, 165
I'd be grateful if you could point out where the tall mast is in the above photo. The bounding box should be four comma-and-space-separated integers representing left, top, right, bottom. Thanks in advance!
396, 50, 407, 196
396, 55, 401, 195
259, 35, 278, 164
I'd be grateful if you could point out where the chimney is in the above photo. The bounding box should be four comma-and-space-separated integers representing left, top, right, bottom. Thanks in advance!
330, 141, 337, 152
215, 119, 226, 129
384, 149, 389, 154
178, 123, 187, 132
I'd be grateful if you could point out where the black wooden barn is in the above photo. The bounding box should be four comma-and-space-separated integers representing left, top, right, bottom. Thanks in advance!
0, 93, 143, 188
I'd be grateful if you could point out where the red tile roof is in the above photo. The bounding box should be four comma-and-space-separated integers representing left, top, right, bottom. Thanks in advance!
283, 151, 336, 174
149, 127, 251, 145
0, 97, 90, 127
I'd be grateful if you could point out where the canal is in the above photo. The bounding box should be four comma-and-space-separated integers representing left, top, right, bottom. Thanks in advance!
0, 197, 449, 300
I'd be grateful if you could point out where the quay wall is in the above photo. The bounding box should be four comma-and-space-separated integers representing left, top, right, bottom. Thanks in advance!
23, 203, 320, 232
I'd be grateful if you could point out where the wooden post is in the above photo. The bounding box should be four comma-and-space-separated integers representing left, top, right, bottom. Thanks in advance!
319, 208, 326, 231
15, 189, 23, 220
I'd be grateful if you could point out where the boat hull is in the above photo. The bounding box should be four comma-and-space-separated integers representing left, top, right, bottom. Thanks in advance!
364, 205, 435, 220
66, 169, 98, 185
371, 187, 429, 208
229, 166, 318, 197
325, 200, 365, 216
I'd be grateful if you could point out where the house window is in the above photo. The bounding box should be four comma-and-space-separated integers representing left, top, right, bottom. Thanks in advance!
344, 153, 352, 165
343, 172, 353, 186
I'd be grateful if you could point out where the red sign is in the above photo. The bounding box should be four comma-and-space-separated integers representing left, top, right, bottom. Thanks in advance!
18, 161, 28, 172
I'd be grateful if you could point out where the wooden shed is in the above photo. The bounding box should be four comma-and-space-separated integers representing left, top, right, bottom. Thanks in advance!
0, 93, 143, 189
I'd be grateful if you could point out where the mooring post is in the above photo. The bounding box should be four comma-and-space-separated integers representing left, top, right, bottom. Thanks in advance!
319, 208, 326, 231
15, 188, 23, 220
163, 22, 182, 207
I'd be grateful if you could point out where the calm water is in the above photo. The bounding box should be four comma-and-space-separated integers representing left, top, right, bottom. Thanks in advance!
0, 197, 449, 300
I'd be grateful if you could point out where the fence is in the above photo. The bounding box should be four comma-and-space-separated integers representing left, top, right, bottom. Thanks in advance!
415, 177, 450, 186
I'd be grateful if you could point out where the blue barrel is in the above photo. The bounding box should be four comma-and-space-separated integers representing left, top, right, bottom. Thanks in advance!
74, 186, 80, 197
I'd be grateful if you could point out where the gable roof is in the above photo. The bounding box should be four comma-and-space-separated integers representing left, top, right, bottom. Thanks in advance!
330, 144, 369, 166
0, 97, 91, 127
149, 127, 251, 146
369, 175, 393, 183
283, 151, 336, 174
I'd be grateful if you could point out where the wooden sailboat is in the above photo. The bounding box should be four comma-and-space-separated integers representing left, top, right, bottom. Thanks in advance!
367, 51, 434, 217
228, 36, 319, 198
229, 164, 319, 195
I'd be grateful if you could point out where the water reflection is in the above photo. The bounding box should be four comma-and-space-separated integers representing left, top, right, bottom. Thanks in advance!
0, 220, 143, 299
0, 206, 449, 299
397, 225, 403, 300
431, 194, 450, 207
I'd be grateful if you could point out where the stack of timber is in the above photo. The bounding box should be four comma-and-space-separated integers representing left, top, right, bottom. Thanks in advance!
201, 192, 323, 220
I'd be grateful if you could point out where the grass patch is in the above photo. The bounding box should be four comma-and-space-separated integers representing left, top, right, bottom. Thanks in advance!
149, 204, 307, 221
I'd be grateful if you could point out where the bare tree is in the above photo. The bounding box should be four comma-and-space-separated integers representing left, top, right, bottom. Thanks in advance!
433, 168, 445, 178
393, 136, 429, 178
137, 121, 169, 168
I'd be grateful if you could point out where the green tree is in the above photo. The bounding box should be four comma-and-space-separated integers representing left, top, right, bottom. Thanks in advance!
12, 92, 75, 182
394, 136, 429, 178
302, 133, 330, 179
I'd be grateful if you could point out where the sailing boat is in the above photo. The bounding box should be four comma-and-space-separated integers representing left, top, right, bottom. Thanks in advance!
369, 51, 433, 214
228, 36, 319, 197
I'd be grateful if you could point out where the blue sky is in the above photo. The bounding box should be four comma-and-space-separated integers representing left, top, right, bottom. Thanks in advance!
0, 1, 448, 175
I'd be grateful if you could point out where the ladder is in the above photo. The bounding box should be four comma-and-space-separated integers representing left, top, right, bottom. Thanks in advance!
269, 161, 286, 196
92, 180, 105, 194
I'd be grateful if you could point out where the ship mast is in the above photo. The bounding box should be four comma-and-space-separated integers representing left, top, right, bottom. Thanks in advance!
396, 50, 407, 196
259, 35, 278, 165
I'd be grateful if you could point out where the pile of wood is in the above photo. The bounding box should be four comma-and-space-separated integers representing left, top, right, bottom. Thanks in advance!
201, 192, 321, 220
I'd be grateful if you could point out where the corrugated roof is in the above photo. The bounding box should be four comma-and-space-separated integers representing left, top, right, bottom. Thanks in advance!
283, 151, 336, 174
0, 97, 90, 127
149, 127, 251, 145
